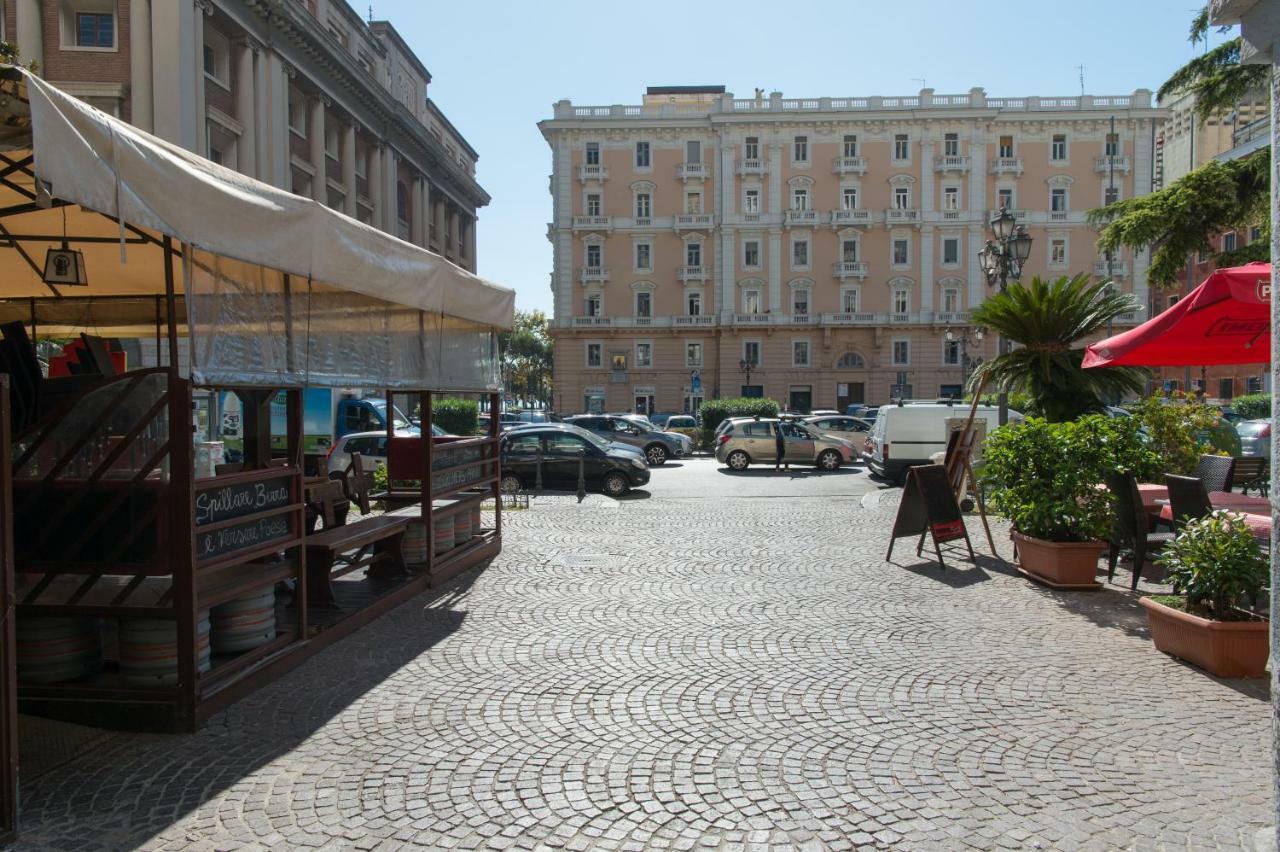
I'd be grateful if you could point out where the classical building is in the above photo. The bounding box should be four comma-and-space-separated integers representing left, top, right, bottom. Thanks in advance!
540, 86, 1165, 415
5, 0, 486, 270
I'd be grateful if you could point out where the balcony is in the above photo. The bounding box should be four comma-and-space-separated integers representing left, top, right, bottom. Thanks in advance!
578, 163, 608, 181
678, 265, 710, 282
733, 313, 771, 326
987, 208, 1028, 222
615, 315, 673, 328
823, 312, 880, 325
934, 155, 970, 173
784, 209, 821, 227
832, 156, 868, 175
989, 156, 1024, 176
577, 266, 609, 284
933, 311, 971, 324
831, 209, 874, 226
572, 316, 613, 327
736, 159, 768, 175
1048, 209, 1070, 222
832, 261, 869, 279
885, 208, 920, 224
789, 314, 814, 324
1094, 259, 1130, 278
677, 162, 709, 181
674, 315, 717, 327
889, 313, 913, 324
1094, 154, 1132, 175
673, 213, 714, 230
571, 215, 612, 232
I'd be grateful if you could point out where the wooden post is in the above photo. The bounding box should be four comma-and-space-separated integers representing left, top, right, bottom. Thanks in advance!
168, 375, 199, 731
288, 387, 307, 640
0, 376, 17, 842
162, 236, 180, 372
239, 390, 274, 469
421, 391, 433, 577
490, 391, 501, 536
154, 296, 163, 367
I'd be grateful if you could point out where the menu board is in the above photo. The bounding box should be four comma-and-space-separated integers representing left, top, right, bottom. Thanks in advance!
195, 472, 296, 562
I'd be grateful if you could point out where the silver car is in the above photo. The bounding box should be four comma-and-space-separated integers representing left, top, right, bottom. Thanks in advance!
1237, 419, 1271, 458
565, 414, 692, 465
804, 415, 872, 454
714, 417, 855, 471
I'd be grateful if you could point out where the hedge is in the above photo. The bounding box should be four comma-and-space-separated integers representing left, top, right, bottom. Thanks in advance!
697, 397, 781, 435
1232, 393, 1270, 420
434, 398, 479, 436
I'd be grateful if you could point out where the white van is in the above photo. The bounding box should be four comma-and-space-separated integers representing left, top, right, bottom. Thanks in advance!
863, 401, 1022, 486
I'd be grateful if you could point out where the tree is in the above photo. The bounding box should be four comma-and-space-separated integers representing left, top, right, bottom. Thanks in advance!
966, 274, 1149, 422
498, 309, 553, 405
1158, 8, 1270, 121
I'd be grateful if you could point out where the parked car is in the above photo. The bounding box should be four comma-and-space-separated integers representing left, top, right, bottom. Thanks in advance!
804, 415, 872, 452
324, 426, 446, 478
607, 412, 654, 429
499, 424, 649, 497
809, 409, 840, 417
478, 412, 523, 433
864, 402, 1021, 486
1237, 419, 1271, 458
513, 410, 561, 424
845, 404, 880, 421
565, 414, 693, 465
715, 417, 855, 471
663, 414, 698, 430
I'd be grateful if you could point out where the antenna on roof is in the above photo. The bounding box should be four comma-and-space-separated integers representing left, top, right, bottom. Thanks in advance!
911, 77, 926, 90
1077, 64, 1085, 96
368, 4, 374, 22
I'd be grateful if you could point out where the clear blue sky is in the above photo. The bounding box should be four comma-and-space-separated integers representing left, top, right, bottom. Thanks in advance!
373, 0, 1235, 314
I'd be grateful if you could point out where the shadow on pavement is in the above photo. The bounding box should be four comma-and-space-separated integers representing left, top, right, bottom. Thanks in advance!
715, 466, 864, 478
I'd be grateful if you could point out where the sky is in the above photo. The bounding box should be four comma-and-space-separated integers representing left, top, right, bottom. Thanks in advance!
372, 0, 1237, 315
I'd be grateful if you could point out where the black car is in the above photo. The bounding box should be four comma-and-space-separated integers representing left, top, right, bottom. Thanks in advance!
499, 424, 649, 497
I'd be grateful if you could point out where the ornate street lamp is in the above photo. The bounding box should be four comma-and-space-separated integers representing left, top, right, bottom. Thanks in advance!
738, 358, 757, 394
945, 326, 986, 393
980, 209, 1033, 425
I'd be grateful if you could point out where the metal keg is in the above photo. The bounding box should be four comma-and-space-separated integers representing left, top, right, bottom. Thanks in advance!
119, 611, 211, 685
16, 616, 101, 684
402, 520, 428, 565
452, 509, 472, 545
211, 588, 276, 653
434, 515, 455, 554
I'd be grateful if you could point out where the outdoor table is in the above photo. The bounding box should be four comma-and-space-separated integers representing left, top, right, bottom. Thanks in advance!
1157, 491, 1271, 540
1136, 483, 1168, 515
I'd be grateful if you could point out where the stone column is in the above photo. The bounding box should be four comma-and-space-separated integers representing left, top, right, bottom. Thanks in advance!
129, 0, 154, 131
368, 144, 383, 229
193, 0, 212, 155
767, 228, 782, 313
151, 0, 198, 148
341, 124, 357, 217
420, 180, 432, 248
308, 95, 327, 203
383, 146, 398, 234
14, 0, 42, 74
919, 226, 934, 316
262, 54, 291, 190
465, 215, 477, 271
410, 177, 424, 245
434, 198, 447, 253
234, 39, 257, 178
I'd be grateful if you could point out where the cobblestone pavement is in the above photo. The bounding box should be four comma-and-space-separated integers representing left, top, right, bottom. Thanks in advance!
9, 477, 1273, 850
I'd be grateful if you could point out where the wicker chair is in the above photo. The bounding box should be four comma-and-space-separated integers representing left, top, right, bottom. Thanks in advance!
1192, 454, 1236, 494
1106, 471, 1174, 590
1232, 457, 1268, 497
1165, 474, 1213, 530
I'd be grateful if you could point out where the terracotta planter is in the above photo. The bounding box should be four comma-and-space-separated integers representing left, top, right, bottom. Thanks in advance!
1012, 532, 1106, 589
1139, 596, 1270, 678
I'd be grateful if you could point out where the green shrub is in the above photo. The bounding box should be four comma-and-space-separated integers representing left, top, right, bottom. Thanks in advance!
433, 398, 479, 436
1156, 511, 1267, 619
966, 391, 1035, 416
1232, 393, 1271, 420
1128, 393, 1226, 475
982, 414, 1154, 542
697, 397, 780, 447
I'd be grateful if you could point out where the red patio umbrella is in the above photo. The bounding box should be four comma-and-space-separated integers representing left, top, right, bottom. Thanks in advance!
1082, 262, 1272, 368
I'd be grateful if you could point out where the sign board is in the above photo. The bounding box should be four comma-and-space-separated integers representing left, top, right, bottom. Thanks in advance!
195, 473, 293, 527
884, 464, 974, 568
889, 384, 913, 399
196, 513, 294, 562
194, 472, 296, 563
837, 383, 849, 397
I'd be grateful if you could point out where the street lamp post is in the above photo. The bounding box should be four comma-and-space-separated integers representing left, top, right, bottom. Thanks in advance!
945, 325, 986, 394
978, 207, 1034, 425
738, 358, 757, 396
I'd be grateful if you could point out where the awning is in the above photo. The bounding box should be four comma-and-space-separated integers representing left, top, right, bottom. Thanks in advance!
1082, 262, 1271, 368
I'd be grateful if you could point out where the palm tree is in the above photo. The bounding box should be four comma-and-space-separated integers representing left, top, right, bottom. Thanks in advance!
966, 274, 1149, 422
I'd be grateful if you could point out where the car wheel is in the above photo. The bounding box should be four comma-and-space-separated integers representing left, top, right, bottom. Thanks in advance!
603, 472, 630, 497
500, 473, 522, 494
817, 449, 841, 471
645, 444, 668, 466
726, 450, 751, 471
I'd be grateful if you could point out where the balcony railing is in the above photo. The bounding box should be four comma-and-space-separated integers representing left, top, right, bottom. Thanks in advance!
736, 159, 768, 175
933, 311, 971, 324
885, 208, 919, 224
1049, 209, 1070, 221
789, 314, 813, 324
678, 265, 709, 281
677, 162, 709, 180
673, 213, 714, 230
577, 266, 609, 283
987, 208, 1027, 222
615, 316, 674, 328
734, 313, 771, 325
832, 261, 869, 279
578, 164, 608, 181
571, 215, 612, 231
832, 156, 868, 175
674, 315, 716, 327
831, 209, 874, 226
934, 154, 970, 173
784, 209, 821, 226
823, 312, 880, 325
1094, 259, 1130, 278
989, 156, 1024, 175
1094, 155, 1132, 175
889, 312, 912, 323
572, 316, 612, 327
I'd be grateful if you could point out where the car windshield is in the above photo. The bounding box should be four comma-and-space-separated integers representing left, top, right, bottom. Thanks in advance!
1239, 421, 1270, 436
369, 400, 412, 431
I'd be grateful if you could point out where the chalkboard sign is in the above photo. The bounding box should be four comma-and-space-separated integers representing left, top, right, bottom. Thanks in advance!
196, 513, 294, 562
195, 474, 293, 527
884, 464, 974, 568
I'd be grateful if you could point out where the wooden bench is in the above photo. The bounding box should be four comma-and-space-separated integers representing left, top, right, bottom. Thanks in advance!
304, 515, 410, 606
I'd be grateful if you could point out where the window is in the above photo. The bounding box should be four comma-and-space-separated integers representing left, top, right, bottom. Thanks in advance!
793, 135, 809, 163
942, 238, 959, 265
1168, 295, 1180, 309
76, 12, 114, 48
841, 288, 859, 312
635, 193, 651, 218
743, 290, 761, 314
997, 188, 1014, 210
744, 189, 760, 213
998, 135, 1014, 158
1050, 188, 1067, 212
743, 240, 760, 268
843, 135, 858, 157
943, 187, 959, 211
686, 242, 702, 267
288, 91, 306, 135
585, 142, 600, 166
635, 242, 651, 271
546, 433, 591, 455
892, 288, 910, 314
841, 239, 859, 263
1104, 187, 1119, 206
943, 340, 961, 365
943, 133, 959, 157
686, 140, 701, 164
894, 134, 910, 160
585, 244, 602, 269
586, 343, 602, 367
894, 187, 910, 209
743, 341, 761, 365
792, 239, 809, 268
635, 141, 650, 169
793, 340, 811, 367
791, 188, 809, 210
892, 340, 910, 365
1219, 378, 1234, 400
1250, 226, 1263, 243
1105, 133, 1120, 156
586, 194, 602, 216
687, 292, 702, 316
1198, 248, 1210, 263
793, 289, 810, 316
1050, 238, 1066, 265
635, 292, 652, 318
1051, 134, 1067, 161
585, 293, 601, 316
892, 239, 909, 265
635, 343, 652, 368
203, 44, 216, 77
842, 187, 858, 210
686, 342, 703, 367
686, 192, 702, 214
1223, 232, 1238, 252
942, 288, 960, 313
744, 136, 759, 160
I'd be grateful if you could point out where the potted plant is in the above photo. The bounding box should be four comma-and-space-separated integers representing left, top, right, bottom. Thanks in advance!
983, 415, 1146, 587
1142, 511, 1269, 678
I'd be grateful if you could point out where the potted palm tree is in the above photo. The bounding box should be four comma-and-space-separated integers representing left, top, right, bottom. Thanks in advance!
1142, 511, 1269, 677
